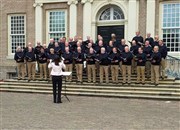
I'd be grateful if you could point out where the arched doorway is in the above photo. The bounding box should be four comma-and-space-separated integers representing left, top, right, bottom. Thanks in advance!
97, 5, 125, 44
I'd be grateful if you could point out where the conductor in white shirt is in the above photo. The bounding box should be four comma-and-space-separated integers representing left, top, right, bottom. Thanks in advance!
48, 57, 66, 103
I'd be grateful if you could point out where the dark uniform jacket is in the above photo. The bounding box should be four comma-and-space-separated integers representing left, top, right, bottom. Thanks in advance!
108, 52, 121, 65
121, 52, 133, 65
37, 52, 47, 64
62, 52, 73, 64
73, 52, 85, 64
86, 53, 96, 65
25, 52, 36, 62
14, 51, 25, 63
143, 46, 153, 60
97, 53, 110, 66
159, 44, 167, 59
151, 52, 161, 65
136, 53, 146, 66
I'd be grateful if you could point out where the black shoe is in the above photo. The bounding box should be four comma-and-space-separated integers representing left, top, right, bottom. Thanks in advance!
57, 101, 62, 103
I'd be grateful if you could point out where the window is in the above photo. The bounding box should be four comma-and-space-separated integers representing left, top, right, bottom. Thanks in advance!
48, 10, 66, 42
162, 3, 180, 52
9, 15, 26, 54
99, 7, 124, 21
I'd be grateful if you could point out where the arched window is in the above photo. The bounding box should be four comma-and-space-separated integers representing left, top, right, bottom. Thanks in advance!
99, 7, 124, 21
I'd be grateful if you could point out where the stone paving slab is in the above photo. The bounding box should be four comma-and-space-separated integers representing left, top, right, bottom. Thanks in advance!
0, 92, 180, 130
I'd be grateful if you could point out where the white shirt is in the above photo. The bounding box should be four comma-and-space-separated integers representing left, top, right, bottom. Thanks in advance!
48, 62, 66, 76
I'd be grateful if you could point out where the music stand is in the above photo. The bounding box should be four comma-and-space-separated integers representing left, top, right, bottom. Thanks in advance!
62, 72, 72, 102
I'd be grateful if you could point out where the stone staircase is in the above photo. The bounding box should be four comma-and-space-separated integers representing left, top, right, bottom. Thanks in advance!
0, 72, 180, 100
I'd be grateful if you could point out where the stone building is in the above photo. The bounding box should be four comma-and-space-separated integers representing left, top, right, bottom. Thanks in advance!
0, 0, 179, 79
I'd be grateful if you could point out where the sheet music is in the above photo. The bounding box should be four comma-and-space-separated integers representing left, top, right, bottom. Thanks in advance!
62, 72, 72, 76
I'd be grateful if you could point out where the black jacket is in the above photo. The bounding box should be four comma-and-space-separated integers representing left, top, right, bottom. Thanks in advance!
108, 52, 121, 65
159, 44, 167, 59
143, 46, 153, 60
14, 51, 25, 63
25, 52, 36, 62
62, 52, 73, 64
136, 53, 146, 66
86, 53, 96, 65
73, 52, 85, 64
97, 53, 110, 66
37, 53, 47, 63
151, 52, 161, 65
121, 52, 133, 65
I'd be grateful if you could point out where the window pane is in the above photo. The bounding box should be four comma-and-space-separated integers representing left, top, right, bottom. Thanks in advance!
49, 11, 66, 42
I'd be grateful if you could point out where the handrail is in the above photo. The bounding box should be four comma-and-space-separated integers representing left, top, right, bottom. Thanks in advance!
166, 55, 180, 80
167, 55, 180, 61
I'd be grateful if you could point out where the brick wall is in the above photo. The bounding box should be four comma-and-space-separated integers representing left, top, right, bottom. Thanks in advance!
0, 0, 35, 79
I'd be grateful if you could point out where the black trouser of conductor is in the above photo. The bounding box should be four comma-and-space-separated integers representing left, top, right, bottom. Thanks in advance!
52, 76, 62, 103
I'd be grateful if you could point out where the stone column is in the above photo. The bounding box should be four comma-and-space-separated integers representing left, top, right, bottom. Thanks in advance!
33, 3, 43, 44
68, 0, 78, 38
81, 0, 93, 40
146, 0, 155, 37
127, 0, 138, 41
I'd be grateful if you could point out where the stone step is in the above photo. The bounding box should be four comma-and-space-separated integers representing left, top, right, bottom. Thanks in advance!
0, 88, 179, 100
4, 79, 180, 85
1, 85, 180, 96
1, 82, 180, 92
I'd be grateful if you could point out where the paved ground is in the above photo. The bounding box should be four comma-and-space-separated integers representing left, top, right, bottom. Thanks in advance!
0, 92, 180, 130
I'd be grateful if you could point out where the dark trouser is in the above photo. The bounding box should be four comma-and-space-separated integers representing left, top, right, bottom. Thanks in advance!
52, 76, 62, 103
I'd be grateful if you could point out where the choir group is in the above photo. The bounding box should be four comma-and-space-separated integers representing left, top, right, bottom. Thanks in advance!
14, 31, 167, 86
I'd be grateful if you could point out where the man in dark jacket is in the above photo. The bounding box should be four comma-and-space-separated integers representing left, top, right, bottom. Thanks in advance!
151, 46, 161, 85
158, 40, 167, 79
121, 46, 133, 84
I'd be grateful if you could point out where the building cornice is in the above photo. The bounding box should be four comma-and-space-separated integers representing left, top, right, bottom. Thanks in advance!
67, 0, 78, 5
81, 0, 93, 4
35, 0, 68, 4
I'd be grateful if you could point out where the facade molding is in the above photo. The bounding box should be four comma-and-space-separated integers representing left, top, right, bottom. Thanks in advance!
35, 0, 68, 3
81, 0, 94, 4
33, 3, 43, 7
67, 0, 78, 5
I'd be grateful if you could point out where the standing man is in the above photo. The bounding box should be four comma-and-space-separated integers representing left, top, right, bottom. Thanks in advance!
121, 46, 133, 84
136, 47, 147, 84
62, 47, 73, 82
151, 46, 161, 86
132, 31, 144, 46
143, 40, 153, 79
109, 47, 121, 84
97, 47, 110, 84
158, 40, 167, 80
37, 47, 48, 80
130, 40, 139, 74
73, 47, 85, 83
86, 48, 97, 83
14, 46, 25, 80
25, 47, 36, 81
145, 33, 154, 46
35, 41, 42, 72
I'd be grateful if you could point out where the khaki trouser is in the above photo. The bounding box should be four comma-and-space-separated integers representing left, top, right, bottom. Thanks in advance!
131, 57, 137, 74
122, 65, 131, 83
137, 66, 145, 83
145, 61, 151, 78
39, 63, 47, 79
160, 58, 166, 78
95, 61, 100, 76
49, 68, 52, 80
27, 62, 36, 80
87, 64, 96, 83
99, 65, 109, 83
151, 65, 160, 84
65, 64, 73, 81
75, 64, 83, 82
119, 61, 122, 74
16, 62, 25, 79
111, 65, 119, 83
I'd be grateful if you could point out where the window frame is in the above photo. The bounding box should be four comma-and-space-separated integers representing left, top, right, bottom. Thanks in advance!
46, 9, 67, 43
8, 14, 26, 56
159, 1, 180, 56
